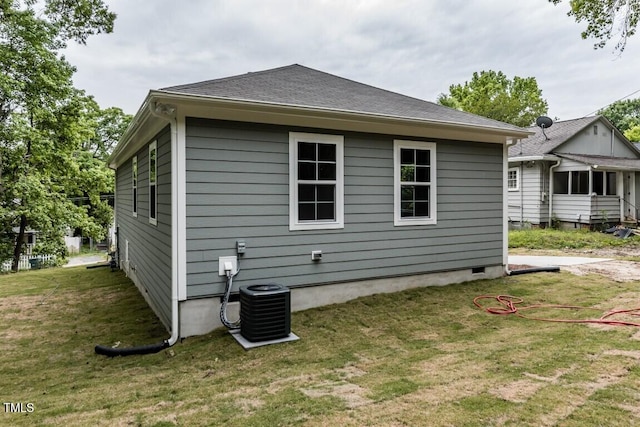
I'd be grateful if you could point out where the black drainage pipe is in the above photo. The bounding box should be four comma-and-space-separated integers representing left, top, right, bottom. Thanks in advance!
95, 340, 169, 357
508, 266, 560, 276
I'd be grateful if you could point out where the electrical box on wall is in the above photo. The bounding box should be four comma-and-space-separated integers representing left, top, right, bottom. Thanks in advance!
218, 256, 238, 276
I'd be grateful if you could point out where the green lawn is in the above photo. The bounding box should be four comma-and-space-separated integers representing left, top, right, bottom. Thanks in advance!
1, 236, 640, 425
509, 227, 639, 250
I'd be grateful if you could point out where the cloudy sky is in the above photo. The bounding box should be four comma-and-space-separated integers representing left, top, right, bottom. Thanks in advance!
62, 0, 640, 123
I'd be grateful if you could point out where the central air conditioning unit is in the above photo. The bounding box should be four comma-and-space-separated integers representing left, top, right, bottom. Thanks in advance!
239, 284, 291, 342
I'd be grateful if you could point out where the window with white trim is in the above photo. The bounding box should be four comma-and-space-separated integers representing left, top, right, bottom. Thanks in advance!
508, 167, 519, 191
394, 140, 437, 226
149, 141, 157, 225
289, 132, 344, 230
132, 156, 138, 217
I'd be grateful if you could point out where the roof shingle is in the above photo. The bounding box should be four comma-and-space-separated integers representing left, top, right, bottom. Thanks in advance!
161, 64, 525, 133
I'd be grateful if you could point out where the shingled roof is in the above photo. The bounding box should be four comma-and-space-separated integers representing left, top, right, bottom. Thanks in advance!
508, 116, 600, 158
161, 64, 525, 133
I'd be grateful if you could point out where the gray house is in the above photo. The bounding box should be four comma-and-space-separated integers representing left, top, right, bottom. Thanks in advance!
508, 115, 640, 228
108, 64, 528, 340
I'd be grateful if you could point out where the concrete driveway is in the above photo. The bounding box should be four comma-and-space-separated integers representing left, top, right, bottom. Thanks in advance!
64, 253, 108, 268
508, 255, 612, 267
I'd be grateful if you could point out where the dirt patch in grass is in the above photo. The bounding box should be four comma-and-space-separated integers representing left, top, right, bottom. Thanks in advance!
562, 260, 640, 282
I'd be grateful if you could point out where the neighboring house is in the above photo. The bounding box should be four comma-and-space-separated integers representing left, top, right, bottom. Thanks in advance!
108, 64, 528, 338
508, 116, 640, 228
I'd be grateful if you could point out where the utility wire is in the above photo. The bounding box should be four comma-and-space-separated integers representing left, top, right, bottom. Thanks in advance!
585, 88, 640, 116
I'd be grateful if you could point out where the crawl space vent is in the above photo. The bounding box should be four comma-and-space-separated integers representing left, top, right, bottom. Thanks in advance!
239, 284, 291, 342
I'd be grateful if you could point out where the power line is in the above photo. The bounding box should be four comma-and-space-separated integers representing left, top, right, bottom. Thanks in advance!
585, 88, 640, 116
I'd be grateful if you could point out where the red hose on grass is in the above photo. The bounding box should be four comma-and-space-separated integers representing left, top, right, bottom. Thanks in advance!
474, 295, 640, 328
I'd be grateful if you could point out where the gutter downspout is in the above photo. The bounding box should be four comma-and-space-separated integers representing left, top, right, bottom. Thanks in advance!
520, 161, 524, 226
95, 100, 179, 356
504, 139, 519, 276
548, 158, 562, 227
149, 100, 180, 349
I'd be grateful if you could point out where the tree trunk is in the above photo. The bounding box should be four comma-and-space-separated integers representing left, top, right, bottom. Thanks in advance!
12, 214, 27, 272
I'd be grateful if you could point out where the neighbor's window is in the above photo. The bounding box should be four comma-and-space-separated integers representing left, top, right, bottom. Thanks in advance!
593, 171, 618, 195
149, 141, 157, 225
394, 140, 436, 226
593, 171, 604, 195
606, 172, 617, 195
289, 132, 344, 231
508, 167, 519, 191
571, 171, 589, 195
554, 170, 594, 195
132, 155, 138, 217
554, 171, 569, 194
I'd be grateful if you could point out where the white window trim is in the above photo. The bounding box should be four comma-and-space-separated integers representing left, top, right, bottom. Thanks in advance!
132, 155, 138, 217
149, 140, 158, 226
289, 132, 344, 231
508, 167, 519, 191
394, 140, 437, 226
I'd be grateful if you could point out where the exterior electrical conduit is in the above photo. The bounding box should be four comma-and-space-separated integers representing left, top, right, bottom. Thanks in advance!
95, 100, 180, 357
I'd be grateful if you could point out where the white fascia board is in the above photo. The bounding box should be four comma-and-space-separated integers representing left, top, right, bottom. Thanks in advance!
508, 155, 560, 163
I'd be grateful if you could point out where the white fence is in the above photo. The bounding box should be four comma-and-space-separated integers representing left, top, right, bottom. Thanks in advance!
1, 254, 56, 273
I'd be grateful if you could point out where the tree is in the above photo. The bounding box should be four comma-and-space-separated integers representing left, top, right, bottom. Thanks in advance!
0, 1, 116, 270
625, 125, 640, 142
598, 98, 640, 131
437, 70, 548, 128
83, 105, 132, 162
550, 0, 640, 52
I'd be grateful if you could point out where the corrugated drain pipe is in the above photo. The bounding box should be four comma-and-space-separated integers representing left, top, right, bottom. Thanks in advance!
95, 100, 180, 357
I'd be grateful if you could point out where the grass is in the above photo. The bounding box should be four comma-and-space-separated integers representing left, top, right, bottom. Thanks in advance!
2, 255, 640, 425
509, 228, 640, 250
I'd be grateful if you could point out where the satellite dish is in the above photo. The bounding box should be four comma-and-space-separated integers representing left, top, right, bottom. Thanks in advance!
536, 116, 553, 129
536, 116, 553, 140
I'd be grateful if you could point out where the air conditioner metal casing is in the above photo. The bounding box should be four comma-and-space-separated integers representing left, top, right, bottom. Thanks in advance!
239, 284, 291, 342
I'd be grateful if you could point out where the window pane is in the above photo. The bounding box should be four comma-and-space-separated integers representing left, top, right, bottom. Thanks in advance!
317, 203, 335, 220
401, 148, 414, 165
150, 184, 156, 218
401, 165, 415, 182
415, 201, 429, 217
318, 163, 336, 180
133, 189, 137, 208
592, 171, 604, 195
298, 184, 315, 201
298, 162, 316, 180
508, 170, 517, 189
607, 172, 617, 195
298, 203, 315, 221
317, 143, 336, 161
415, 185, 429, 201
298, 142, 316, 161
317, 185, 335, 202
571, 171, 589, 194
132, 159, 137, 182
401, 202, 413, 217
416, 150, 430, 165
554, 172, 569, 194
416, 166, 430, 182
401, 185, 414, 202
149, 150, 157, 183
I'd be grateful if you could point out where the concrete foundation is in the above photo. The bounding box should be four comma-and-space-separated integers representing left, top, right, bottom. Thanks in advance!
179, 265, 503, 338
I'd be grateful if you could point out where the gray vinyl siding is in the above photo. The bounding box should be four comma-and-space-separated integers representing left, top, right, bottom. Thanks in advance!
114, 126, 172, 328
185, 118, 503, 298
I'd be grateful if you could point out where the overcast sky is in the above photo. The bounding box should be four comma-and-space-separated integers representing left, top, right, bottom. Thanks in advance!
62, 0, 640, 123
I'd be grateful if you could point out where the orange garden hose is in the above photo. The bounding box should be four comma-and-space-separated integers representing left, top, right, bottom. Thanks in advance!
474, 295, 640, 327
